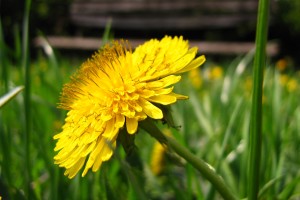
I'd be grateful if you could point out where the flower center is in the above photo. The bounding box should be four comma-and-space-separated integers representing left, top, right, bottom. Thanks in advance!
110, 82, 142, 118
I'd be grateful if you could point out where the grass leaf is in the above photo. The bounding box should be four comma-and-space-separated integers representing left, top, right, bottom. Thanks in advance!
0, 86, 24, 108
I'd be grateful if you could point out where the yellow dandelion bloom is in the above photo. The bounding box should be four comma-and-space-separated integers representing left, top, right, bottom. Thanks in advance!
53, 36, 206, 178
209, 66, 223, 80
276, 58, 288, 72
150, 141, 167, 175
150, 129, 172, 175
188, 68, 202, 89
287, 78, 298, 92
279, 74, 289, 86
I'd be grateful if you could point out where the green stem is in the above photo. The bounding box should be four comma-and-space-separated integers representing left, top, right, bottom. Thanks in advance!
141, 121, 237, 200
248, 0, 270, 199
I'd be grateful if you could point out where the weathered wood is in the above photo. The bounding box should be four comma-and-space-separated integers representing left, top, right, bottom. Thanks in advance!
70, 0, 261, 30
34, 36, 279, 56
34, 0, 279, 55
71, 1, 259, 14
71, 15, 257, 29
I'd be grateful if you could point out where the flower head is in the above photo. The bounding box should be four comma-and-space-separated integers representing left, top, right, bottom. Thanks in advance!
53, 36, 205, 178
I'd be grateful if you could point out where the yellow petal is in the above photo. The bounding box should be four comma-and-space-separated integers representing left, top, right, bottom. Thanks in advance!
168, 47, 197, 73
92, 157, 103, 172
148, 95, 177, 105
66, 157, 85, 179
115, 114, 125, 128
139, 99, 163, 119
126, 117, 138, 134
102, 118, 117, 139
155, 87, 174, 95
146, 75, 181, 89
82, 137, 114, 176
170, 92, 189, 100
176, 55, 206, 74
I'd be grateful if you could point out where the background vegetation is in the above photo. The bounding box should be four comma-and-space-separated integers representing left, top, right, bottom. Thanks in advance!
1, 0, 300, 199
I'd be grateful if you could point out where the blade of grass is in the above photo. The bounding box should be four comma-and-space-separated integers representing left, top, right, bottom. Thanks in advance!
101, 18, 113, 47
258, 176, 282, 198
278, 176, 300, 200
22, 0, 32, 198
248, 0, 270, 199
0, 20, 9, 91
0, 86, 24, 108
207, 98, 243, 200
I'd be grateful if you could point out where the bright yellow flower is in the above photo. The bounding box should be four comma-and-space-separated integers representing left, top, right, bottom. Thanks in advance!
53, 36, 205, 178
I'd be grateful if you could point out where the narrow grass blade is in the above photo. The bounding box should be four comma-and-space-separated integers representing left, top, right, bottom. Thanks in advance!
278, 176, 300, 200
0, 20, 9, 91
258, 176, 282, 198
22, 0, 32, 198
101, 18, 113, 47
248, 0, 270, 199
0, 86, 24, 108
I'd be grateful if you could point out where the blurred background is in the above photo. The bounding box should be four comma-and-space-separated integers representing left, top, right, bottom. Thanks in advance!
1, 0, 300, 63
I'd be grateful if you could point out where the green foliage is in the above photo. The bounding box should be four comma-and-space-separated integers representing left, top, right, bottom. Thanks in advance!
1, 37, 300, 199
1, 1, 300, 199
278, 0, 300, 33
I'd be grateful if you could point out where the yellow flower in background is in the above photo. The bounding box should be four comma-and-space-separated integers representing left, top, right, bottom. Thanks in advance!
276, 58, 288, 72
188, 68, 202, 89
151, 140, 167, 175
279, 74, 298, 92
287, 78, 298, 92
53, 36, 206, 178
208, 65, 223, 80
150, 129, 172, 175
279, 74, 289, 86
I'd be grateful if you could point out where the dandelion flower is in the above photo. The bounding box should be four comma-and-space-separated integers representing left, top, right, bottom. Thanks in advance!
188, 68, 202, 89
287, 78, 298, 92
150, 129, 172, 175
53, 36, 205, 178
208, 65, 223, 80
276, 58, 288, 71
150, 141, 166, 175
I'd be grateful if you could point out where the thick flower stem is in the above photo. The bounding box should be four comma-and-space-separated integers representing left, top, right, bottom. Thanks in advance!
141, 121, 237, 200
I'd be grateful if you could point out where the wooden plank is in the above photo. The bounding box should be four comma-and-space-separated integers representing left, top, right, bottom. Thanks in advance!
71, 1, 259, 14
70, 0, 277, 30
34, 36, 279, 56
71, 15, 256, 29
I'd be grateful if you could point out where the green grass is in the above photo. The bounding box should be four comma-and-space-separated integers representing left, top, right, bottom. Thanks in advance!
1, 0, 300, 199
1, 40, 300, 199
